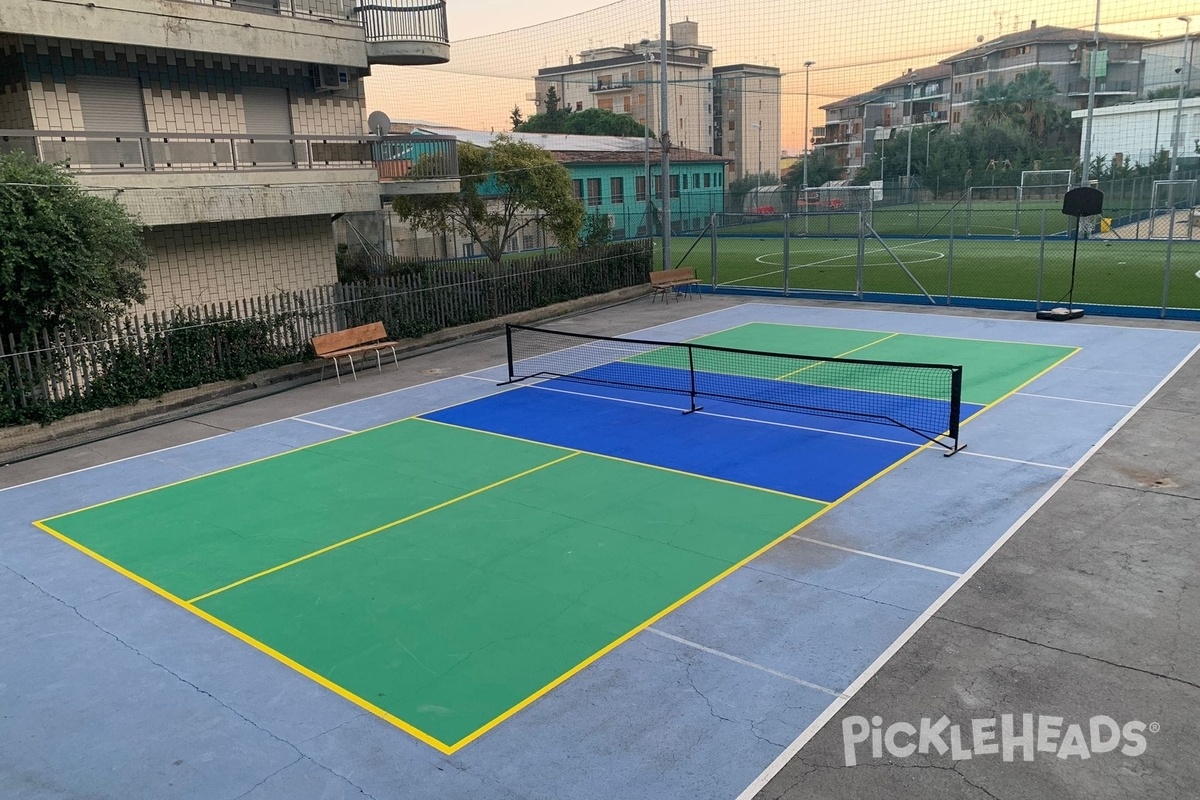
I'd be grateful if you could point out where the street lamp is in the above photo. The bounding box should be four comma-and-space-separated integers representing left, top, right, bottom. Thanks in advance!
802, 60, 815, 190
905, 81, 915, 204
1170, 16, 1192, 182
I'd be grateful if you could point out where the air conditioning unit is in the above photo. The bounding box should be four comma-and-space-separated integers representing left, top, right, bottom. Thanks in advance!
314, 64, 350, 92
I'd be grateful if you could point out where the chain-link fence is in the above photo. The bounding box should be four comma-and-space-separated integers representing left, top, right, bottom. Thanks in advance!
664, 204, 1200, 320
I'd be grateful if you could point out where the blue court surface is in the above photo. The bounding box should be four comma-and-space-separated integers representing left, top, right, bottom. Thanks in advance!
2, 302, 1199, 800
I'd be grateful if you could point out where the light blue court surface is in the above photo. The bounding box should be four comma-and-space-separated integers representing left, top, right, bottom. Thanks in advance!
2, 302, 1199, 800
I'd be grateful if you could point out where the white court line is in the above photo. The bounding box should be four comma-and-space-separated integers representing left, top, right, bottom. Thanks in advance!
459, 373, 501, 383
1015, 391, 1135, 409
921, 448, 1068, 471
1, 304, 744, 495
646, 627, 846, 699
735, 339, 1200, 800
790, 536, 963, 578
289, 418, 355, 434
728, 240, 941, 288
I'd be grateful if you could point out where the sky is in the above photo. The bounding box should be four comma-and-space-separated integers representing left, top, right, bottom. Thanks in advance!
365, 0, 1197, 153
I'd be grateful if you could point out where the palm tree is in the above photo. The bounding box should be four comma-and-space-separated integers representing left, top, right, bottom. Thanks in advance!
973, 81, 1016, 127
1008, 69, 1059, 142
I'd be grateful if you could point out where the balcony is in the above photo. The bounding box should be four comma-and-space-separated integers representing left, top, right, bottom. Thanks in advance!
588, 80, 633, 93
373, 134, 459, 195
5, 0, 372, 68
354, 0, 450, 65
0, 130, 452, 225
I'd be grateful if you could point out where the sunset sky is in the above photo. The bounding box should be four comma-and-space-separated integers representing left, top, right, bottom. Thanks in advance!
365, 0, 1197, 152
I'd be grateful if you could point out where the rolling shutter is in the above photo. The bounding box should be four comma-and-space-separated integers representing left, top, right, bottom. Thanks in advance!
240, 87, 294, 165
76, 76, 147, 132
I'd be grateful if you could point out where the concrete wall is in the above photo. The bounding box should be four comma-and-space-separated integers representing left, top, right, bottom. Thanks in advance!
10, 36, 365, 135
1, 0, 369, 68
140, 215, 337, 310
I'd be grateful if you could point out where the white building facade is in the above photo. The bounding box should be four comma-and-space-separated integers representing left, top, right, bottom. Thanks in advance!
1071, 97, 1200, 169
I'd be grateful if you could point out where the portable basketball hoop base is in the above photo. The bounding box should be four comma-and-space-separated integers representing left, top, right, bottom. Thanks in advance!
1036, 306, 1086, 321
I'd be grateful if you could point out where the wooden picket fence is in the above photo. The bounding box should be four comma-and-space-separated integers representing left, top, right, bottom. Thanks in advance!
0, 242, 652, 426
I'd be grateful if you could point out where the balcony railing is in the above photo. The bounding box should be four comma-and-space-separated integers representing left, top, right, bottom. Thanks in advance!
159, 0, 361, 25
0, 130, 458, 184
353, 0, 449, 64
373, 135, 458, 183
589, 81, 633, 93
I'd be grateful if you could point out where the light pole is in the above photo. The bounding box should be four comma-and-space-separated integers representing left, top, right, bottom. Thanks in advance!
905, 81, 915, 203
643, 51, 652, 238
1170, 16, 1192, 183
802, 60, 814, 190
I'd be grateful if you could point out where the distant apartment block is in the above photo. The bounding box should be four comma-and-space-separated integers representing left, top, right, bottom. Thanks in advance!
1141, 35, 1200, 98
0, 0, 456, 310
942, 23, 1149, 128
532, 21, 716, 155
712, 64, 781, 181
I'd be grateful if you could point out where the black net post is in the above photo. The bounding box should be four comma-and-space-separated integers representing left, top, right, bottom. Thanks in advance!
685, 344, 702, 414
945, 366, 964, 455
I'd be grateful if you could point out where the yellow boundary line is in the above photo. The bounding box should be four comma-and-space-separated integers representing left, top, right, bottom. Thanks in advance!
31, 518, 458, 754
415, 417, 827, 506
27, 325, 1086, 757
187, 451, 581, 604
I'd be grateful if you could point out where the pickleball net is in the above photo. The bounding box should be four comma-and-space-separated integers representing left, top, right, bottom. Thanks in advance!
502, 323, 964, 453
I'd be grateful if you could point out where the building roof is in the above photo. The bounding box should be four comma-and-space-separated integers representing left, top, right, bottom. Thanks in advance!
394, 124, 729, 164
713, 64, 782, 75
819, 89, 886, 111
941, 24, 1152, 63
874, 64, 952, 90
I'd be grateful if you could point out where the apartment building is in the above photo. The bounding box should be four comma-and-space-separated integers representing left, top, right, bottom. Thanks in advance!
532, 20, 715, 155
1141, 35, 1199, 98
0, 0, 455, 309
712, 63, 781, 181
814, 91, 892, 179
941, 23, 1149, 128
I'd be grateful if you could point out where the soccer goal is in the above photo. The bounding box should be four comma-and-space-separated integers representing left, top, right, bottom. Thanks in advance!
1018, 170, 1074, 203
804, 183, 873, 222
1144, 179, 1200, 239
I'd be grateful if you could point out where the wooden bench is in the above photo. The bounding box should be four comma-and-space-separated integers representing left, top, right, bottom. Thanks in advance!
649, 267, 702, 303
311, 322, 401, 384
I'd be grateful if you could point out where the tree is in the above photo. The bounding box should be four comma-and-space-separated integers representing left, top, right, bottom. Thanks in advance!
509, 105, 525, 131
580, 212, 614, 245
517, 107, 652, 137
0, 152, 146, 337
544, 85, 561, 114
784, 149, 841, 199
392, 136, 584, 266
728, 172, 778, 211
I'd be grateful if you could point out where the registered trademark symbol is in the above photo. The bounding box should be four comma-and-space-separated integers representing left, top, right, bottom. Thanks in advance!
1149, 722, 1161, 734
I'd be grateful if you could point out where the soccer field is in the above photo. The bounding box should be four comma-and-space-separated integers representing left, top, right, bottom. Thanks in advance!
667, 234, 1200, 310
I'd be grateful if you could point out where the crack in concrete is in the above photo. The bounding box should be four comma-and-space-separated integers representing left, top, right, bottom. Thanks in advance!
3, 563, 383, 800
936, 616, 1200, 692
1074, 477, 1200, 503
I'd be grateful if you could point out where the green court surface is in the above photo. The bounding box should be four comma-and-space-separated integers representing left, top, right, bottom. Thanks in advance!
679, 323, 1076, 405
39, 417, 824, 751
35, 322, 1076, 754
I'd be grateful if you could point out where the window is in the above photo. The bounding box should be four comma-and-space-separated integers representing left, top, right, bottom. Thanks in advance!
952, 110, 961, 124
636, 175, 647, 201
653, 175, 662, 198
669, 175, 680, 198
953, 80, 962, 94
622, 96, 631, 113
576, 101, 583, 111
598, 98, 614, 111
728, 120, 735, 131
611, 176, 624, 204
975, 77, 984, 89
587, 177, 602, 206
637, 69, 645, 81
704, 172, 711, 188
728, 99, 735, 111
572, 179, 583, 199
682, 174, 688, 190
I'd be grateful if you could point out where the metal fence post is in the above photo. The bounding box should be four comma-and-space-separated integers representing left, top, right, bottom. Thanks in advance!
946, 204, 955, 305
1162, 211, 1177, 319
1036, 209, 1047, 312
783, 213, 791, 296
856, 211, 865, 299
709, 212, 718, 289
